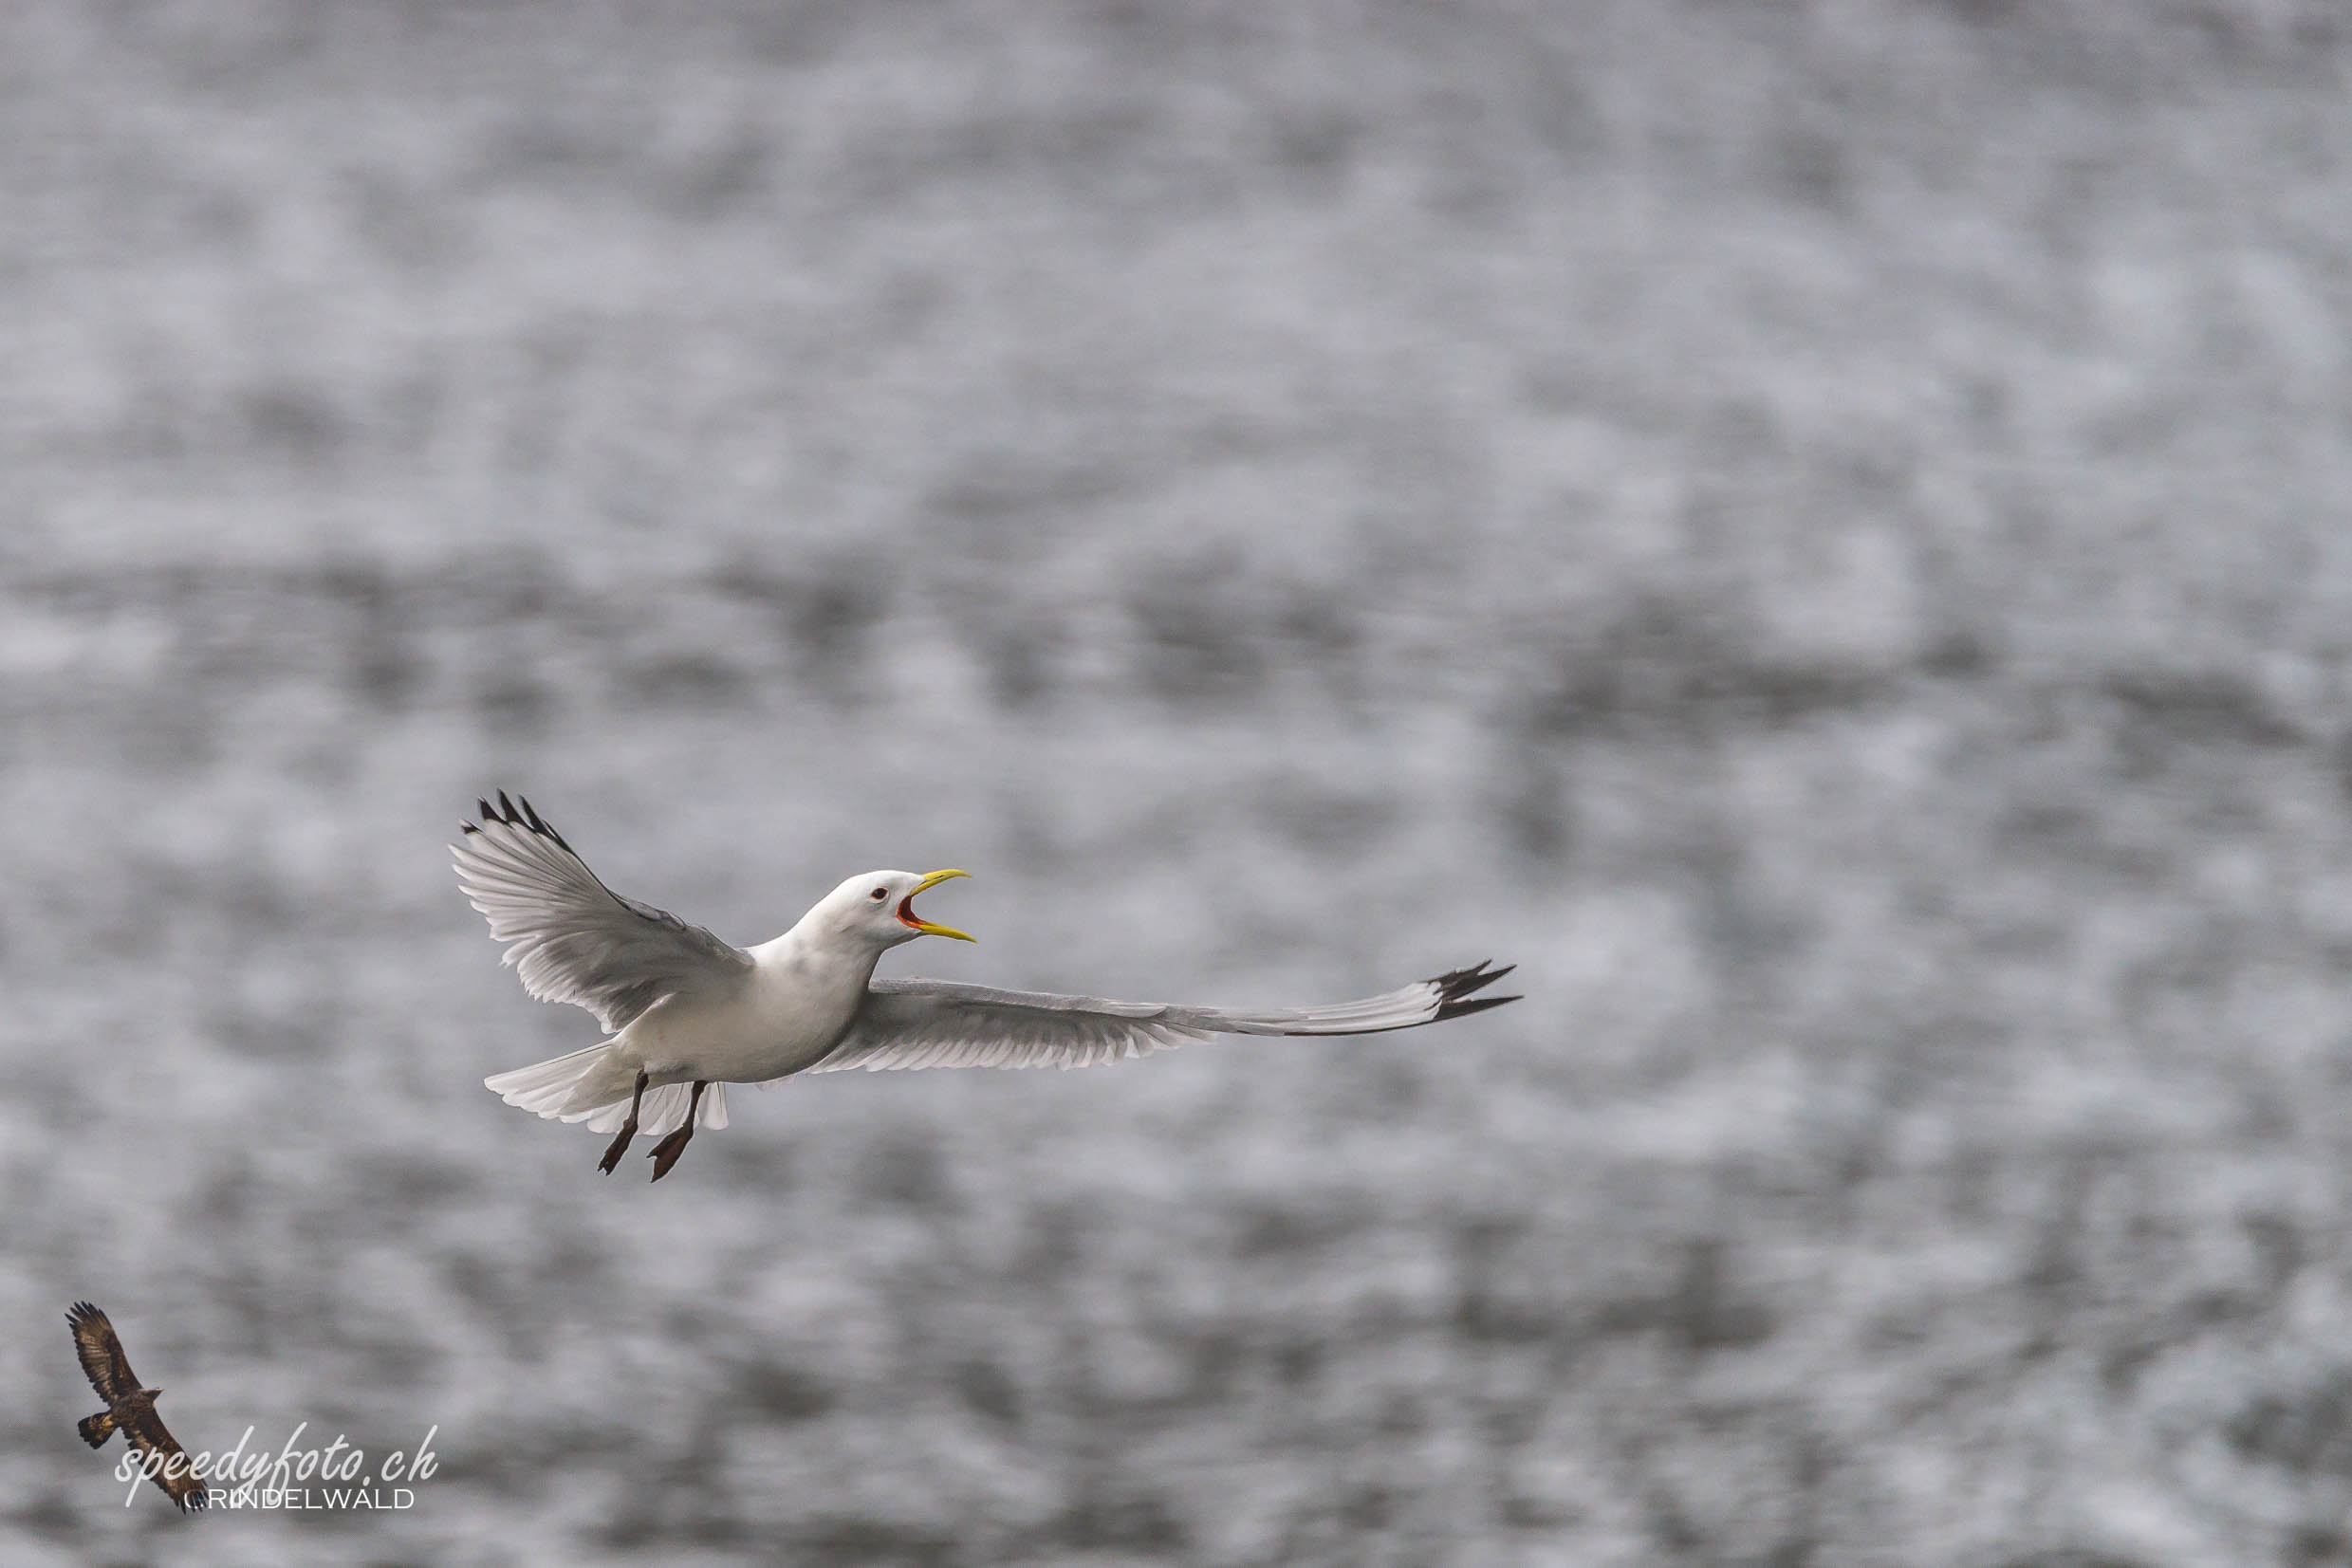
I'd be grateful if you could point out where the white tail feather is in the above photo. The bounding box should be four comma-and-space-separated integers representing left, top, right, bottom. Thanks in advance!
484, 1043, 617, 1119
485, 1044, 729, 1133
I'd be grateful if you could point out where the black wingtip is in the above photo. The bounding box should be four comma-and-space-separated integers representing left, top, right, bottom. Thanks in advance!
1427, 961, 1520, 1023
66, 1300, 100, 1325
1435, 992, 1523, 1024
1429, 961, 1515, 1000
472, 791, 571, 851
518, 794, 572, 851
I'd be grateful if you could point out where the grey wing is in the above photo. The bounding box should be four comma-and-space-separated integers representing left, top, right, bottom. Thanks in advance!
452, 793, 753, 1033
808, 963, 1519, 1073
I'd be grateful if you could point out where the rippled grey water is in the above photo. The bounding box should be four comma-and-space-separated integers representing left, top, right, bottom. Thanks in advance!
9, 3, 2352, 1564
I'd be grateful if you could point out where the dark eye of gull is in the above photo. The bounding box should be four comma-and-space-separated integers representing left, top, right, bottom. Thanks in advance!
870, 887, 887, 900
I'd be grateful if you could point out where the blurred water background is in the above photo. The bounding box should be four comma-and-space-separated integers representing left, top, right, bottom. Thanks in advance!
7, 2, 2352, 1563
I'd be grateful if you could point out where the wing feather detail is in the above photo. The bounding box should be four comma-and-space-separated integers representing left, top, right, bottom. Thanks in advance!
67, 1301, 137, 1404
453, 793, 753, 1033
811, 962, 1519, 1074
121, 1407, 207, 1511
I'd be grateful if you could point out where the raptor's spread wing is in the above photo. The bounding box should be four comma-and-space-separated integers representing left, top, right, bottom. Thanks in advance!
66, 1301, 138, 1406
120, 1406, 206, 1512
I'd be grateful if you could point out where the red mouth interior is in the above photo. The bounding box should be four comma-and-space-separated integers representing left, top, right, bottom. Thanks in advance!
896, 893, 922, 929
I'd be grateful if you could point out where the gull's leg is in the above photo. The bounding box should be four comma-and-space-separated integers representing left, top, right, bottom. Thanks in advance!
646, 1079, 707, 1182
598, 1070, 651, 1174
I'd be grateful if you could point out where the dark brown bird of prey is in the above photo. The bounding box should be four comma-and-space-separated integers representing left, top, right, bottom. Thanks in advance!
68, 1301, 205, 1512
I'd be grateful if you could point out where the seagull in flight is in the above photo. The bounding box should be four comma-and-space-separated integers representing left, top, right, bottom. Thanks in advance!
457, 793, 1519, 1180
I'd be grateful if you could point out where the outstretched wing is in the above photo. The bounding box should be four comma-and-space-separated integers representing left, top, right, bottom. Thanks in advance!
120, 1407, 206, 1512
66, 1301, 138, 1405
810, 962, 1519, 1074
454, 793, 754, 1033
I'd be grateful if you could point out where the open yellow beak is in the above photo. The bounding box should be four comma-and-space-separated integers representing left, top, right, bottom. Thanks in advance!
898, 868, 975, 942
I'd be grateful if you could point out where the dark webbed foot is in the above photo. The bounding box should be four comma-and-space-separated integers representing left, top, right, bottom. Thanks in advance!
645, 1079, 707, 1182
600, 1069, 651, 1175
646, 1125, 693, 1181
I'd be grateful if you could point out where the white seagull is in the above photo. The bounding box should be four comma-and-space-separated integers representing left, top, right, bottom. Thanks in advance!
457, 793, 1520, 1179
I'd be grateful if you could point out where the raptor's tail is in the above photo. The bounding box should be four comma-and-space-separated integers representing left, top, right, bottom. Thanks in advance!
484, 1043, 728, 1134
78, 1411, 113, 1448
